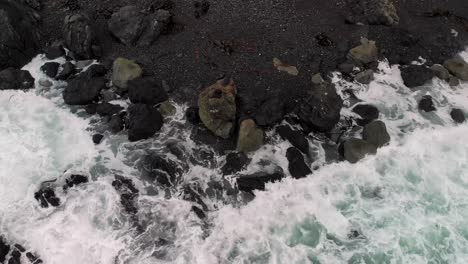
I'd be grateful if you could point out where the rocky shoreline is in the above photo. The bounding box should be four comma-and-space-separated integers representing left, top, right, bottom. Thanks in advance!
1, 0, 468, 262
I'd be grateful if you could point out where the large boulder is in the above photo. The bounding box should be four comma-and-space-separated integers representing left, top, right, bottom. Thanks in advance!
63, 14, 101, 60
112, 57, 143, 91
198, 79, 237, 139
298, 74, 343, 133
341, 138, 377, 163
400, 65, 434, 88
128, 76, 168, 105
63, 75, 105, 105
0, 68, 34, 90
418, 95, 436, 112
276, 125, 309, 154
286, 147, 311, 179
254, 97, 285, 127
443, 56, 468, 81
237, 119, 264, 153
362, 120, 391, 148
347, 38, 378, 66
0, 0, 40, 70
352, 104, 379, 126
127, 104, 163, 141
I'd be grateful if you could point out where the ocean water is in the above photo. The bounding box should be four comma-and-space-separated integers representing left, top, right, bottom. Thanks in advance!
0, 51, 467, 264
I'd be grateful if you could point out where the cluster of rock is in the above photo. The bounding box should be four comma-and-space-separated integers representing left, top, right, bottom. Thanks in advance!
0, 238, 42, 264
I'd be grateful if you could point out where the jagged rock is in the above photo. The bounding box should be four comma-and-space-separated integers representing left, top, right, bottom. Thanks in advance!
286, 147, 311, 179
254, 97, 285, 127
40, 62, 60, 78
186, 107, 201, 124
34, 183, 60, 208
112, 57, 143, 91
276, 125, 309, 154
0, 68, 35, 90
298, 74, 343, 132
400, 65, 434, 88
443, 56, 468, 81
96, 102, 124, 116
450, 108, 465, 123
63, 175, 88, 191
92, 134, 104, 144
341, 138, 377, 163
418, 95, 436, 112
198, 79, 237, 139
63, 14, 101, 60
56, 62, 76, 80
108, 6, 146, 45
362, 120, 390, 148
128, 76, 168, 105
430, 64, 450, 81
352, 104, 379, 126
237, 119, 264, 153
63, 75, 105, 105
237, 167, 285, 193
0, 0, 40, 70
159, 101, 176, 117
127, 104, 163, 141
347, 38, 378, 66
44, 45, 66, 60
355, 70, 374, 84
221, 152, 250, 175
140, 154, 183, 187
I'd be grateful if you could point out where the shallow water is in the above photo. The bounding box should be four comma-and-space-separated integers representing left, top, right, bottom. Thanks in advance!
0, 51, 467, 264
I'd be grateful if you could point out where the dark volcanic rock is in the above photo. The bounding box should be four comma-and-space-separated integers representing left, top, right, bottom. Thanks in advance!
63, 174, 88, 191
8, 249, 21, 264
108, 6, 146, 46
450, 108, 465, 124
400, 65, 434, 88
362, 120, 390, 148
63, 14, 101, 60
83, 64, 108, 78
237, 168, 285, 193
352, 104, 379, 126
96, 102, 124, 116
40, 62, 60, 78
221, 152, 250, 175
254, 97, 285, 127
286, 147, 312, 179
0, 68, 34, 90
140, 154, 183, 187
112, 175, 138, 215
418, 95, 436, 112
63, 76, 105, 105
128, 77, 169, 105
0, 236, 9, 263
127, 104, 163, 141
56, 62, 76, 80
298, 75, 343, 133
44, 45, 66, 60
34, 184, 60, 208
92, 133, 104, 144
0, 0, 40, 70
276, 125, 309, 154
341, 138, 377, 163
108, 114, 125, 133
186, 107, 201, 124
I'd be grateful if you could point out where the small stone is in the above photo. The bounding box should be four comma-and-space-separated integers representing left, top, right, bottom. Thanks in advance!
40, 62, 60, 78
237, 119, 264, 153
444, 56, 468, 81
112, 57, 143, 90
159, 101, 176, 117
273, 57, 299, 76
311, 73, 325, 84
92, 134, 104, 144
347, 38, 378, 66
362, 120, 390, 148
450, 108, 465, 123
56, 62, 76, 80
418, 95, 436, 112
355, 69, 374, 84
430, 64, 450, 81
44, 45, 65, 60
449, 75, 460, 87
108, 114, 124, 133
286, 147, 311, 179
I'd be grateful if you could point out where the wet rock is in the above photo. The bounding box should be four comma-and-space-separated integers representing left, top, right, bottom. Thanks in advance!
237, 168, 285, 193
352, 104, 379, 126
108, 114, 125, 133
56, 62, 76, 80
34, 184, 60, 208
8, 249, 21, 264
44, 45, 66, 60
83, 64, 108, 77
159, 101, 176, 117
92, 133, 104, 144
186, 107, 201, 124
237, 119, 264, 153
430, 64, 450, 81
443, 56, 468, 81
400, 65, 434, 88
112, 175, 138, 215
221, 152, 250, 175
112, 58, 143, 91
338, 62, 355, 75
0, 0, 40, 70
108, 6, 146, 45
63, 76, 105, 105
254, 97, 285, 127
198, 79, 237, 139
286, 147, 312, 179
0, 236, 10, 263
26, 252, 41, 263
449, 76, 460, 87
40, 62, 60, 78
362, 120, 390, 148
127, 104, 163, 141
75, 60, 93, 70
38, 79, 53, 88
450, 108, 465, 124
347, 38, 378, 66
128, 76, 169, 105
101, 90, 118, 102
140, 154, 183, 187
298, 74, 343, 133
0, 68, 35, 90
191, 206, 206, 219
273, 57, 299, 76
63, 175, 88, 191
276, 125, 309, 154
341, 138, 377, 163
355, 70, 374, 84
96, 102, 124, 116
63, 14, 101, 60
418, 95, 436, 112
